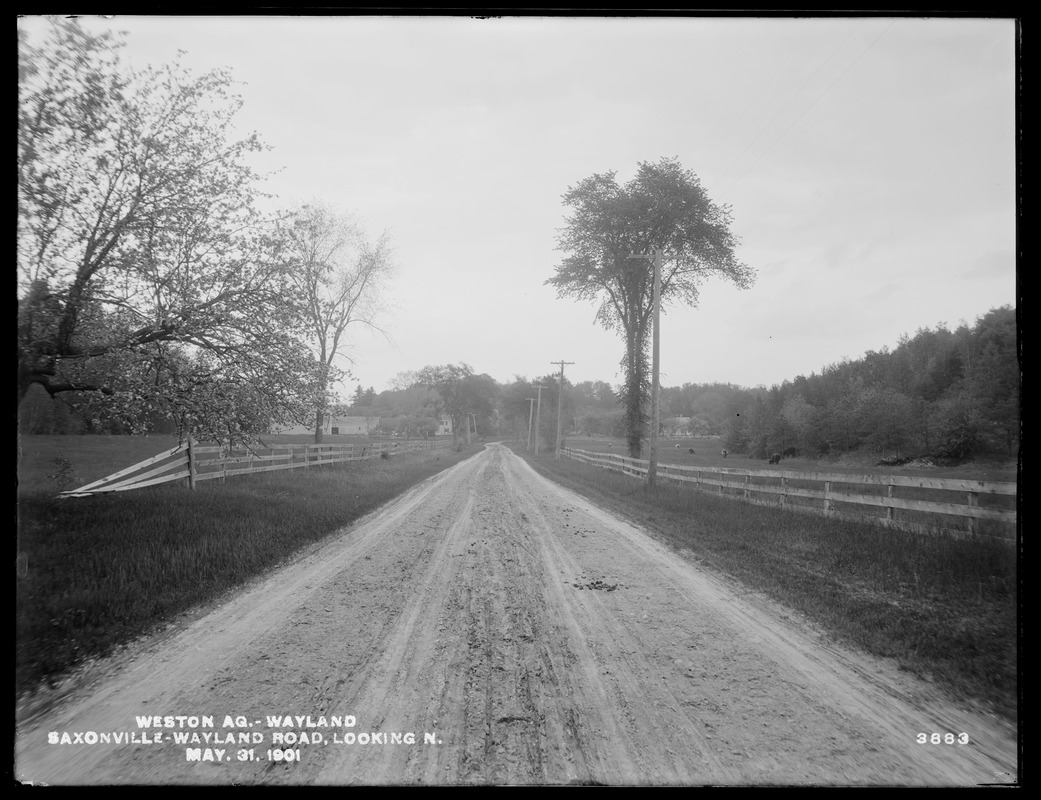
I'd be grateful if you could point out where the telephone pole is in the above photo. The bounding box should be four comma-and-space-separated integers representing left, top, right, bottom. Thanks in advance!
533, 384, 545, 454
649, 247, 661, 487
526, 398, 536, 450
551, 360, 574, 459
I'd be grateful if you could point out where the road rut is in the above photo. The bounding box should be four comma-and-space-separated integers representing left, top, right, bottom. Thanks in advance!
15, 443, 1018, 785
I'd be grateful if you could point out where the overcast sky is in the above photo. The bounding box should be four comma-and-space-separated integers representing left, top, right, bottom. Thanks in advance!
24, 14, 1018, 395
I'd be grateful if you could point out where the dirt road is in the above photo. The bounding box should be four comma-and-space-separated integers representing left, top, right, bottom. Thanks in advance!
15, 443, 1018, 786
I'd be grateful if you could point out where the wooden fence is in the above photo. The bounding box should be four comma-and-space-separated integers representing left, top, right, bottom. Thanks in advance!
58, 439, 453, 498
564, 447, 1018, 541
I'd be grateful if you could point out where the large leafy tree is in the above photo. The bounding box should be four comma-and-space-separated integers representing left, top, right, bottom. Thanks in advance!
413, 364, 498, 446
547, 157, 755, 457
283, 202, 394, 443
18, 18, 313, 444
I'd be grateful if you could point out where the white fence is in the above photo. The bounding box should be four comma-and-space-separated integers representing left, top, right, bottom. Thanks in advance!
563, 447, 1017, 541
59, 439, 453, 498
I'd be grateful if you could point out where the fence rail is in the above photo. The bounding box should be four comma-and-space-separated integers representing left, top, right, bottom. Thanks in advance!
564, 447, 1017, 540
59, 439, 453, 498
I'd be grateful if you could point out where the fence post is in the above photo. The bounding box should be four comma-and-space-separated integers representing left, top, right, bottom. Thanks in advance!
187, 437, 197, 491
824, 480, 832, 517
743, 473, 750, 501
781, 475, 788, 509
886, 481, 895, 527
967, 489, 978, 535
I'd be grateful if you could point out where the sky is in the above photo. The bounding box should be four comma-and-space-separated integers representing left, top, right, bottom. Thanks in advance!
21, 14, 1019, 395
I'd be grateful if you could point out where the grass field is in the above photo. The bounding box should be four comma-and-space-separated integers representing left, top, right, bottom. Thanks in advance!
510, 439, 1019, 724
16, 433, 476, 700
562, 435, 1019, 483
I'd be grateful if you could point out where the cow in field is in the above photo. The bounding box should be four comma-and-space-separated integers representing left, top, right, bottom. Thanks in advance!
768, 453, 781, 464
688, 448, 695, 454
675, 444, 680, 449
721, 449, 729, 458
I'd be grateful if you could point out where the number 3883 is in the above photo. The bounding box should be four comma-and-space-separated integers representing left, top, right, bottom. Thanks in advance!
917, 733, 969, 745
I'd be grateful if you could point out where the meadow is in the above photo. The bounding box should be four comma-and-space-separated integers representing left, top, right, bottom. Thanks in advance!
16, 433, 478, 700
511, 437, 1019, 723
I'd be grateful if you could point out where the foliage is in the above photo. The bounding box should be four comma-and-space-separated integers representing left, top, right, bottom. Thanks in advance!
533, 373, 575, 452
385, 385, 441, 438
18, 18, 314, 446
283, 201, 394, 443
412, 364, 498, 444
664, 307, 1018, 462
548, 157, 754, 458
499, 376, 538, 444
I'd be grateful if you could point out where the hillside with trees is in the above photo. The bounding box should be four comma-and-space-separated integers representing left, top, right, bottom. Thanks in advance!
508, 306, 1018, 465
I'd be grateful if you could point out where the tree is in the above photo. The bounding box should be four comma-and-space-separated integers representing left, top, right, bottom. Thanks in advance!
547, 157, 754, 458
284, 202, 394, 443
531, 373, 574, 452
500, 376, 536, 443
18, 18, 313, 445
963, 306, 1019, 455
413, 364, 497, 447
390, 385, 441, 439
929, 390, 985, 460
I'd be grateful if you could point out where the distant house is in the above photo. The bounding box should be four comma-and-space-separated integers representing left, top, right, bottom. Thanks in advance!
277, 414, 452, 437
275, 415, 381, 436
333, 416, 382, 435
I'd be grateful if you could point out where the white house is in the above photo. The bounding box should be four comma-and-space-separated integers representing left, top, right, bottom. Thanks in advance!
276, 414, 453, 437
275, 415, 381, 437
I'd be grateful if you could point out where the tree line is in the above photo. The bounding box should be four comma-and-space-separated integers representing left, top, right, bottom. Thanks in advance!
22, 305, 1018, 465
541, 306, 1017, 463
715, 306, 1019, 461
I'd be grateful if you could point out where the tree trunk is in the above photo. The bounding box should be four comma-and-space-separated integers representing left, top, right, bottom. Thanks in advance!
623, 324, 647, 459
314, 407, 324, 444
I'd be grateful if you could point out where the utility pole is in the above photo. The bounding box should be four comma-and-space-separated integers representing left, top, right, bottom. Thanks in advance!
533, 384, 545, 454
649, 247, 661, 488
551, 360, 574, 459
526, 398, 536, 450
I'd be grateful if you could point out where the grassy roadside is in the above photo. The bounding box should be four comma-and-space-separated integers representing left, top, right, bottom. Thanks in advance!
16, 438, 480, 699
509, 443, 1018, 724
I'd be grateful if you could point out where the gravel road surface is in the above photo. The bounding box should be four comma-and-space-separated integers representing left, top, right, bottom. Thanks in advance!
15, 443, 1018, 786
